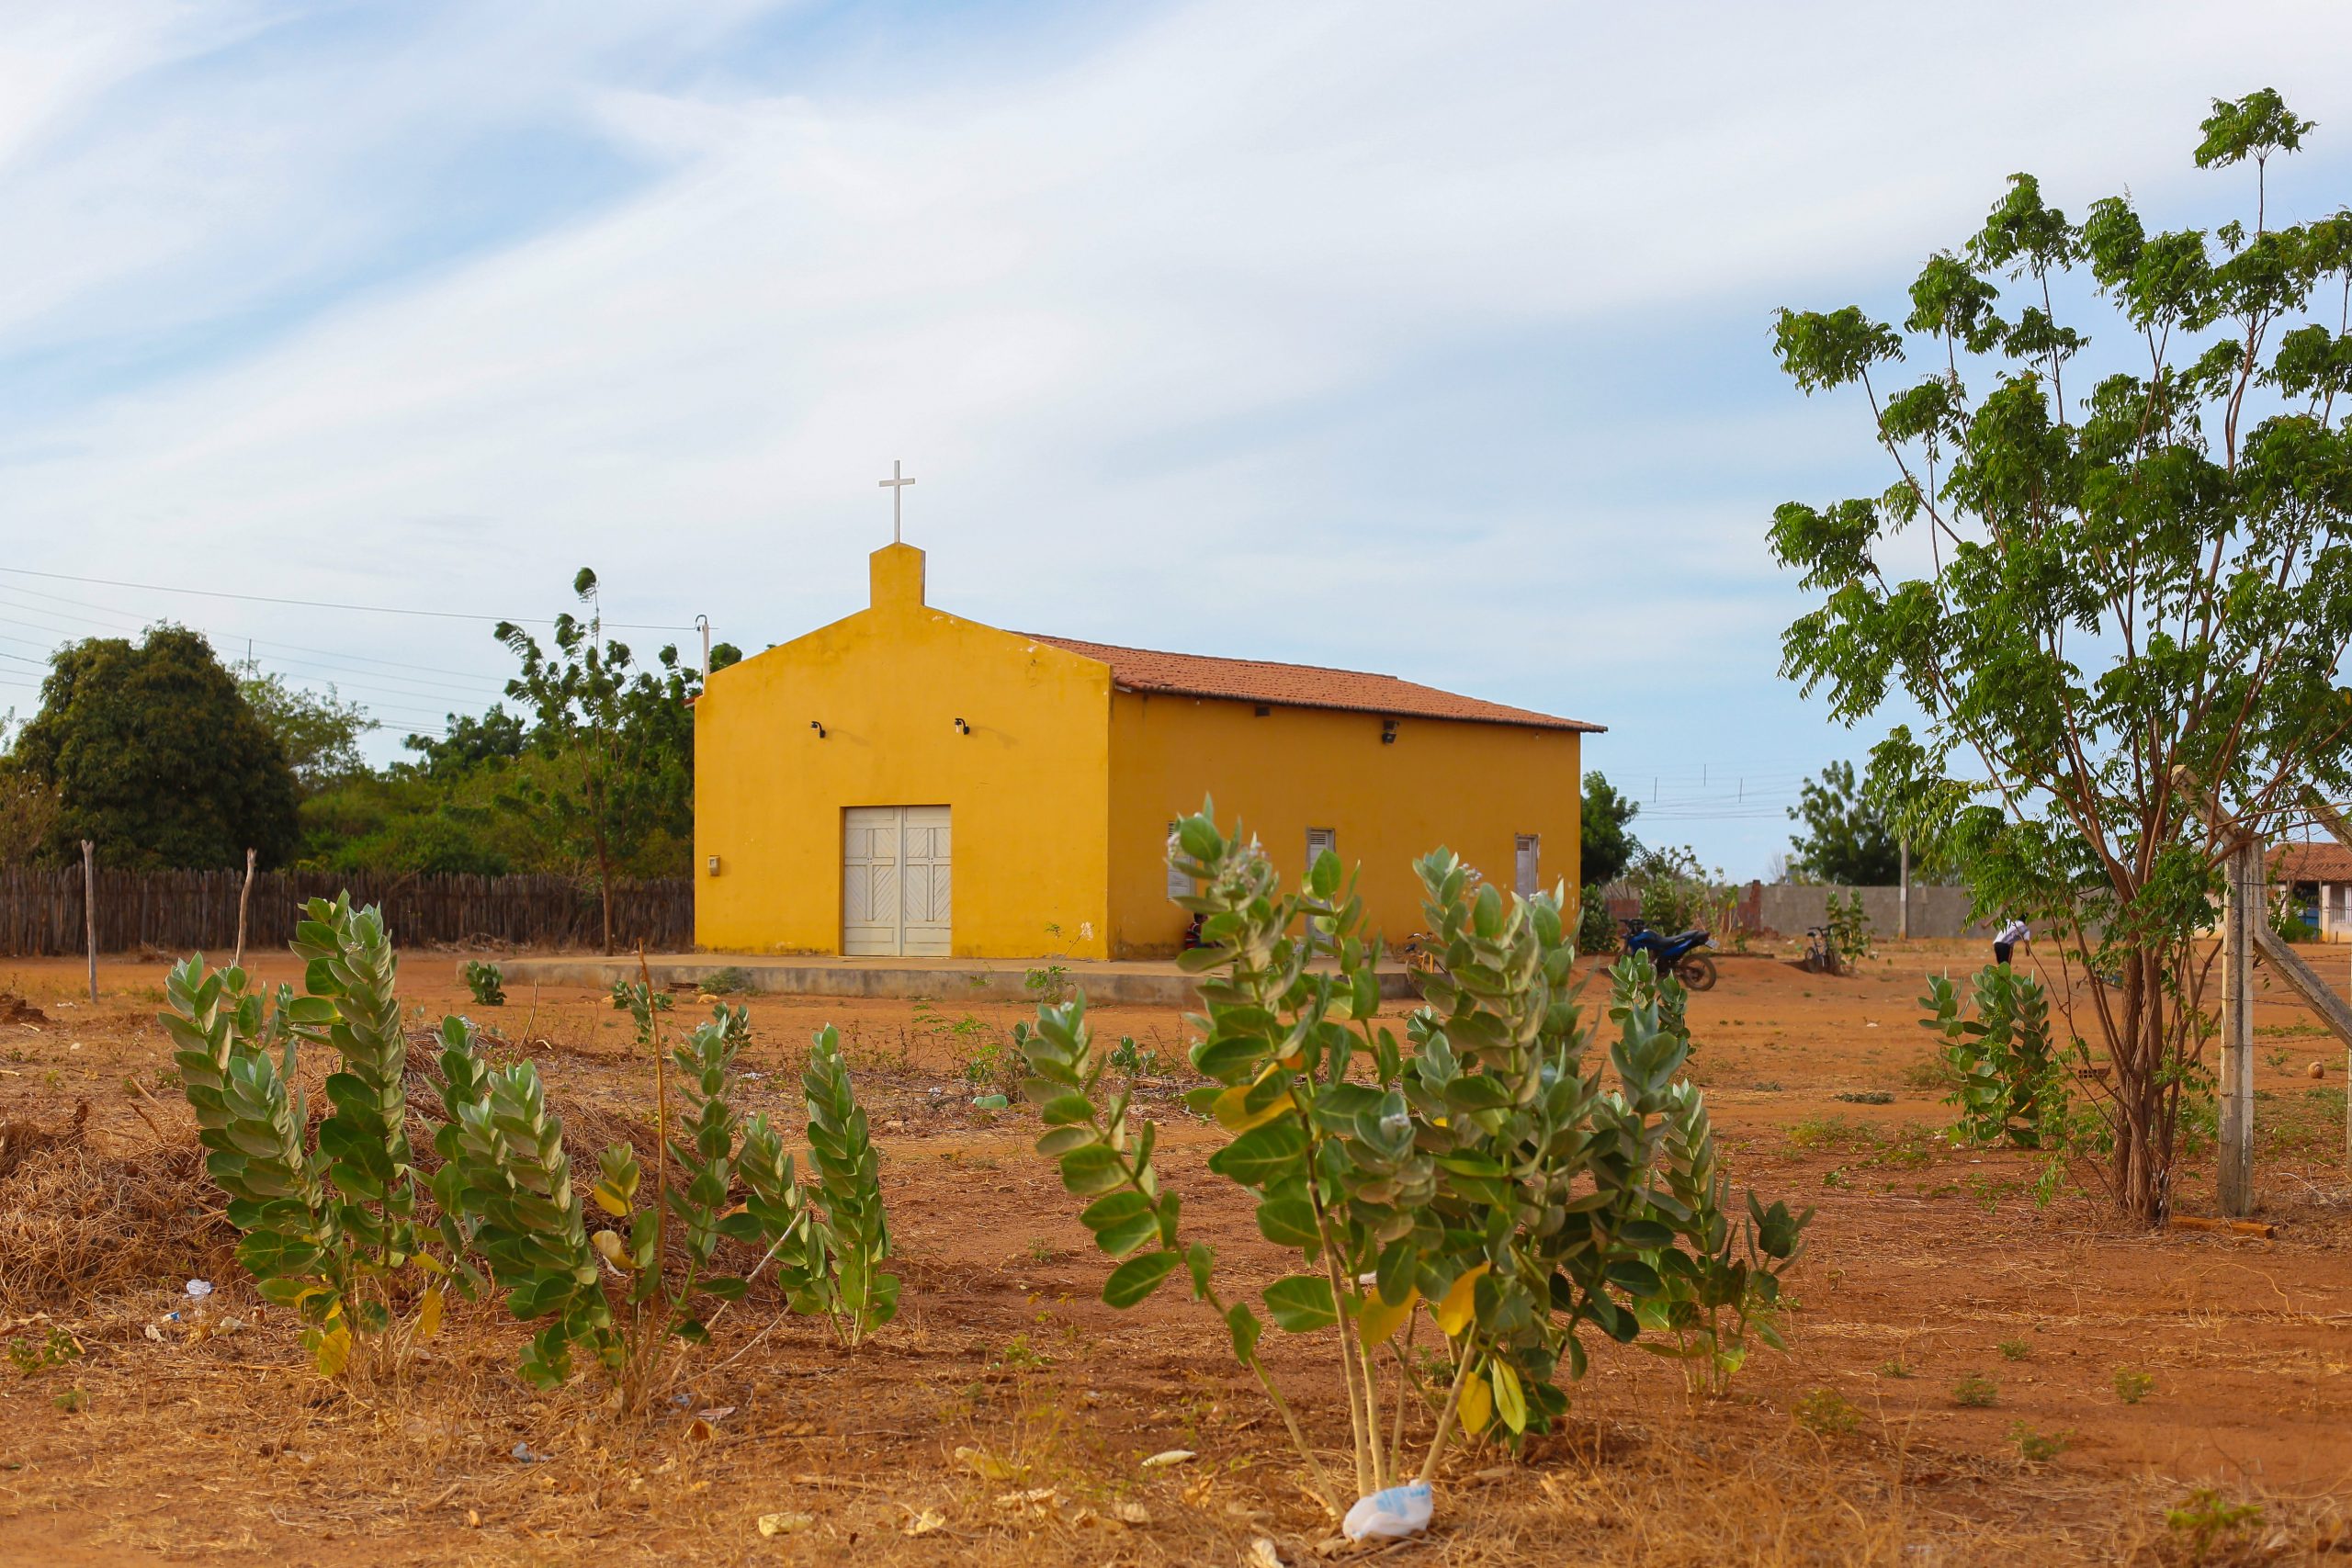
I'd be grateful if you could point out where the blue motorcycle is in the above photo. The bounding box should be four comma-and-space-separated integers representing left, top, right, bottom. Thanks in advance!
1621, 919, 1718, 991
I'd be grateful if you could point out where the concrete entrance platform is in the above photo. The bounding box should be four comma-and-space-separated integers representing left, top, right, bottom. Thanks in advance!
488, 952, 1420, 1008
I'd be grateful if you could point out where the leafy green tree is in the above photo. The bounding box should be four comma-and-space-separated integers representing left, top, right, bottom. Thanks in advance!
403, 705, 528, 780
234, 662, 378, 795
1579, 770, 1642, 886
296, 772, 525, 875
13, 626, 299, 869
1786, 761, 1900, 885
0, 766, 61, 868
496, 570, 718, 953
1767, 89, 2352, 1224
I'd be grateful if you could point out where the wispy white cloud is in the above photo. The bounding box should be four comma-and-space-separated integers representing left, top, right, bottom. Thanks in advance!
4, 0, 2349, 871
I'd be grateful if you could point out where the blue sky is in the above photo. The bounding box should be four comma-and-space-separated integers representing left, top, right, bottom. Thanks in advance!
4, 0, 2350, 877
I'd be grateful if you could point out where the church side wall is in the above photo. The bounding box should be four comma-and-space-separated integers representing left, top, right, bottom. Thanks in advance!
695, 553, 1114, 959
1104, 692, 1583, 958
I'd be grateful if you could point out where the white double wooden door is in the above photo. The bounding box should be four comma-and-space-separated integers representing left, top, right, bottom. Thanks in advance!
842, 806, 952, 956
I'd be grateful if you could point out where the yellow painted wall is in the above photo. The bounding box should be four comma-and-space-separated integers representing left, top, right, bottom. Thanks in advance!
1105, 692, 1582, 957
694, 545, 1117, 959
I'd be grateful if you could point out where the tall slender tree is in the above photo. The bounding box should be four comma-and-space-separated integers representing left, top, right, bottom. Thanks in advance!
497, 570, 719, 953
1769, 90, 2352, 1224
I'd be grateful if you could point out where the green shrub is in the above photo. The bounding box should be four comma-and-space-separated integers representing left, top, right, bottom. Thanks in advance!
701, 965, 753, 995
1827, 890, 1873, 963
162, 896, 442, 1379
2009, 1422, 2071, 1462
7, 1326, 80, 1377
1018, 806, 1810, 1518
1576, 886, 1617, 954
2165, 1488, 2262, 1559
461, 960, 505, 1007
611, 977, 673, 1012
1952, 1371, 1998, 1407
435, 982, 898, 1402
1107, 1035, 1160, 1080
170, 899, 898, 1404
2113, 1367, 2154, 1404
1792, 1386, 1861, 1436
1921, 965, 2060, 1148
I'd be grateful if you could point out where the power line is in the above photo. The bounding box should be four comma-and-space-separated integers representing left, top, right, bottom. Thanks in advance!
0, 581, 514, 690
0, 616, 491, 719
0, 593, 509, 709
0, 564, 695, 631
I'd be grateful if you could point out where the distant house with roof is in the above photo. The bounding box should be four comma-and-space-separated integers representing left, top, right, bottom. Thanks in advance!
2269, 841, 2352, 942
692, 541, 1600, 958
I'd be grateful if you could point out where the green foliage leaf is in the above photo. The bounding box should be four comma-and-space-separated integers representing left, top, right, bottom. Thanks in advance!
1261, 1273, 1338, 1333
1102, 1250, 1180, 1309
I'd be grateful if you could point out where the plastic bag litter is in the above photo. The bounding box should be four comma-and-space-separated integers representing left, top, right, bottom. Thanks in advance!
185, 1280, 214, 1299
1342, 1480, 1432, 1540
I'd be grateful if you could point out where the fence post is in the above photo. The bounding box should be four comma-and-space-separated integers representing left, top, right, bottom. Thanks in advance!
2218, 835, 2259, 1217
80, 840, 97, 1003
1897, 838, 1910, 941
232, 847, 256, 968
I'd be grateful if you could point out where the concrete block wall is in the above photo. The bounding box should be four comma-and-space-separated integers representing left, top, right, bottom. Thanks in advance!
1750, 883, 1987, 941
1601, 882, 1992, 941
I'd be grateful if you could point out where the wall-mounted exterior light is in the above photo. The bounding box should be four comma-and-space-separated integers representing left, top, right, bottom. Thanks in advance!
1381, 718, 1399, 745
954, 716, 971, 735
810, 720, 827, 739
707, 854, 721, 875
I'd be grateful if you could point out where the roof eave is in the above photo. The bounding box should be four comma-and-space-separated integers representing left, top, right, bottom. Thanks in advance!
1112, 682, 1603, 733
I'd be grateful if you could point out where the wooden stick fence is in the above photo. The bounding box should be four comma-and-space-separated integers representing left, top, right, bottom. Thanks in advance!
0, 867, 693, 957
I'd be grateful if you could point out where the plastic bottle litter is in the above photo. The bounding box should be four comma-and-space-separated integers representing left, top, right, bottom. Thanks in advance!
971, 1093, 1010, 1111
1342, 1480, 1433, 1540
185, 1280, 214, 1299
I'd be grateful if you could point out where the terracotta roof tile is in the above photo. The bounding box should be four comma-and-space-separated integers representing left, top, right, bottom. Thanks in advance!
1023, 634, 1602, 733
2270, 841, 2352, 884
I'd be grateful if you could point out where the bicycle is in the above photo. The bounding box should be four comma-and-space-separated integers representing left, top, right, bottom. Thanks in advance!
1802, 924, 1842, 976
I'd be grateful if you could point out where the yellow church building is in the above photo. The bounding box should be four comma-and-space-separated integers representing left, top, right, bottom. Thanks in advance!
692, 541, 1600, 960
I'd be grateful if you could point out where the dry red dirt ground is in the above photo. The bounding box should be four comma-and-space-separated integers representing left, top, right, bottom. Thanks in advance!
0, 938, 2346, 1565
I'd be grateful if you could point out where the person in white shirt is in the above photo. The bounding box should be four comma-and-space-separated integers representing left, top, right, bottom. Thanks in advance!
1993, 919, 2030, 966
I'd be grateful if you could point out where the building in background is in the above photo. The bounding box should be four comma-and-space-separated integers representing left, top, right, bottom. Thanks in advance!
2270, 841, 2352, 942
692, 542, 1597, 958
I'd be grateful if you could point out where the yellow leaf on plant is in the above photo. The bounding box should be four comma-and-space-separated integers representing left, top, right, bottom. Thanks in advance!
1490, 1356, 1528, 1434
593, 1230, 632, 1269
1434, 1264, 1488, 1337
415, 1285, 444, 1341
311, 1324, 351, 1378
1458, 1365, 1493, 1435
591, 1181, 630, 1218
1209, 1085, 1292, 1133
1357, 1287, 1419, 1347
